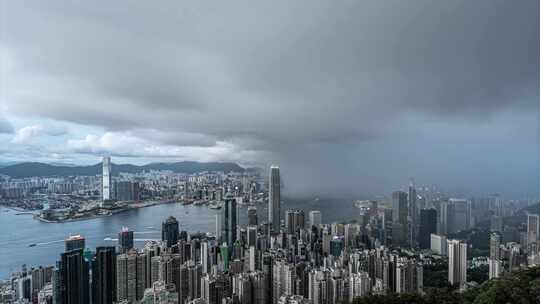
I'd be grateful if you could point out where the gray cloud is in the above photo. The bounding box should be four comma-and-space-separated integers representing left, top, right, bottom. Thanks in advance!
0, 116, 14, 133
1, 1, 539, 197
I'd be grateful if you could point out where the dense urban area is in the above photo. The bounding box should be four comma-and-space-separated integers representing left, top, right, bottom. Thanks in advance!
0, 157, 539, 304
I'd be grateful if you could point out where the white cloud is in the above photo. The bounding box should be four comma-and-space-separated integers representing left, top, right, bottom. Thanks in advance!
65, 132, 263, 166
12, 124, 67, 144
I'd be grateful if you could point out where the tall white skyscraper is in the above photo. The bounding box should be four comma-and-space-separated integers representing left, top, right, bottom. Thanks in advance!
200, 241, 208, 274
102, 156, 112, 205
268, 165, 281, 232
448, 239, 467, 286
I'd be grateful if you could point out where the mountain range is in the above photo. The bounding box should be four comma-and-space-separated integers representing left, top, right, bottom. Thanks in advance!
0, 161, 246, 178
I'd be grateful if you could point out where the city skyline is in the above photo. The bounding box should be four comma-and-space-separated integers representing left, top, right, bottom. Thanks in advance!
0, 1, 539, 303
0, 1, 539, 198
1, 161, 540, 303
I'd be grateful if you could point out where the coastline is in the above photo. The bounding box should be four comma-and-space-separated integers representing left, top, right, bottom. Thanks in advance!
34, 200, 178, 223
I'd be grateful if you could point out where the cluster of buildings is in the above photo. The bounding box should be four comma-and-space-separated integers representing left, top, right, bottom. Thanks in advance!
486, 213, 540, 280
2, 164, 540, 304
1, 157, 264, 222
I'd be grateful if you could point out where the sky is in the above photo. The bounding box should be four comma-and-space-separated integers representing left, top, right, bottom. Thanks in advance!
0, 1, 539, 198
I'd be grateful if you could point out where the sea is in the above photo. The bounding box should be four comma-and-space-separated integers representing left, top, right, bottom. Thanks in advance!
0, 197, 358, 279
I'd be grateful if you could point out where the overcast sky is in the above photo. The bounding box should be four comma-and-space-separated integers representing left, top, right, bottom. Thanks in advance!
1, 1, 539, 197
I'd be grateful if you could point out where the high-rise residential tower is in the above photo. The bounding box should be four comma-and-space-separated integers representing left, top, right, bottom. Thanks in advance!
102, 156, 112, 205
285, 210, 305, 234
268, 165, 281, 232
92, 247, 116, 304
527, 213, 539, 251
59, 249, 90, 304
448, 239, 467, 286
309, 210, 322, 227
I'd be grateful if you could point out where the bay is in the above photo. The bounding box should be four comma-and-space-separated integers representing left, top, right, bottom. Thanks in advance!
0, 198, 357, 279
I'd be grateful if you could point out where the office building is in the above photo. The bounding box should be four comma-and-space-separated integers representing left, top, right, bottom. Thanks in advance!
222, 194, 237, 247
248, 206, 258, 226
269, 166, 281, 232
162, 216, 179, 248
102, 156, 112, 204
419, 209, 437, 249
118, 227, 134, 254
65, 235, 85, 252
408, 179, 418, 248
392, 191, 408, 247
447, 199, 471, 234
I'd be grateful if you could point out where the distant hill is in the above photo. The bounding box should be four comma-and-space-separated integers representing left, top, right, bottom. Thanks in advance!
0, 161, 245, 178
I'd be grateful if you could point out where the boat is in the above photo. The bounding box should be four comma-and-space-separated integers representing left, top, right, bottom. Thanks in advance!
209, 202, 222, 210
28, 243, 37, 247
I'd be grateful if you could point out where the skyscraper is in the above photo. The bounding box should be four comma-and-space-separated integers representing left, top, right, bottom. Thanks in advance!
65, 235, 85, 252
408, 179, 418, 248
248, 206, 258, 226
447, 199, 471, 234
201, 241, 209, 274
59, 249, 90, 304
490, 232, 501, 260
419, 209, 437, 249
162, 216, 179, 248
92, 247, 116, 304
430, 234, 447, 256
285, 209, 305, 234
116, 251, 146, 302
488, 232, 502, 279
114, 181, 140, 202
309, 210, 322, 227
222, 193, 237, 247
527, 213, 539, 251
102, 156, 112, 205
269, 165, 281, 232
448, 239, 467, 286
392, 191, 408, 247
118, 227, 134, 253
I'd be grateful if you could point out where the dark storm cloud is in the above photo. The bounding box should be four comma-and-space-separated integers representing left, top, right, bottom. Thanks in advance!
1, 0, 539, 196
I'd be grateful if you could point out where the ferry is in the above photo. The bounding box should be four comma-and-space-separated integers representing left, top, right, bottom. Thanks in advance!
209, 202, 222, 210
